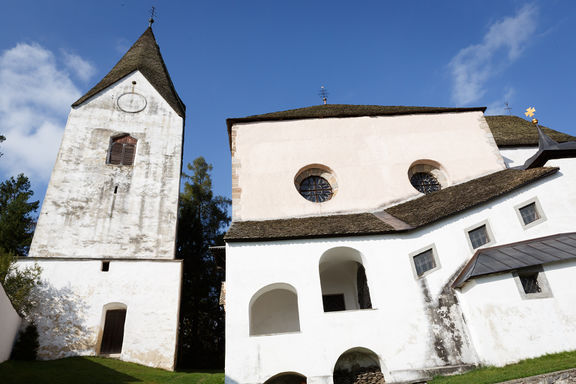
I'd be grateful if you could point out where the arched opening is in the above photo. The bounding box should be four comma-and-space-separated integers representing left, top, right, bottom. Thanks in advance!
407, 159, 448, 194
319, 247, 372, 312
249, 283, 300, 336
99, 303, 127, 355
108, 134, 137, 166
264, 372, 307, 384
333, 348, 384, 384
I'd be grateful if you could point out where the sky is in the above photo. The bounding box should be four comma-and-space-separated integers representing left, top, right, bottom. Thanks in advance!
0, 0, 575, 208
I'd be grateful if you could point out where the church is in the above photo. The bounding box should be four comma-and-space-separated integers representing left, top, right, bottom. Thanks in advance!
15, 24, 576, 384
223, 105, 576, 383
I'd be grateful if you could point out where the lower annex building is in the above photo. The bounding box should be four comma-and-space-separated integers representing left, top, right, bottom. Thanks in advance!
223, 105, 576, 384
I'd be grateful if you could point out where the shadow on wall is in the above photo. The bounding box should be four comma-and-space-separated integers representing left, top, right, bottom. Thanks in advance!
28, 282, 93, 359
0, 357, 139, 383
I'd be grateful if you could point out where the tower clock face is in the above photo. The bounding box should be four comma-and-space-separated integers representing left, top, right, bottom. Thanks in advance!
117, 92, 147, 113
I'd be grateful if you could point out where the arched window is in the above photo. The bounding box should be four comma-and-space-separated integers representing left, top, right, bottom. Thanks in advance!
249, 283, 300, 336
99, 303, 127, 355
333, 347, 384, 384
319, 247, 372, 312
108, 134, 137, 165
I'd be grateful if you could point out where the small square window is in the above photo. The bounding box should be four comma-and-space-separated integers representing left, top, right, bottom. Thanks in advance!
515, 198, 546, 229
513, 266, 552, 299
413, 249, 436, 277
102, 261, 110, 272
409, 245, 440, 279
468, 225, 490, 249
519, 203, 539, 225
322, 294, 345, 312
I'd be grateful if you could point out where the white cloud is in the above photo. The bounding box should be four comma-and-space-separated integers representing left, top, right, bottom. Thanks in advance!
449, 4, 537, 105
0, 43, 92, 183
62, 51, 96, 82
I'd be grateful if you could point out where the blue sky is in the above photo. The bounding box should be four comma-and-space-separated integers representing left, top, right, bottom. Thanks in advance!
1, 1, 575, 206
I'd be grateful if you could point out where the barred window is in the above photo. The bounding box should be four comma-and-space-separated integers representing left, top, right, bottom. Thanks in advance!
410, 172, 441, 194
298, 176, 333, 203
468, 225, 490, 249
108, 135, 137, 166
519, 202, 540, 225
413, 249, 436, 277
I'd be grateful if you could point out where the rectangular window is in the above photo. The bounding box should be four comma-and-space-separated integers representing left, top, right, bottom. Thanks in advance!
322, 294, 345, 312
413, 249, 436, 277
468, 225, 490, 249
519, 202, 540, 225
101, 261, 110, 272
519, 273, 541, 294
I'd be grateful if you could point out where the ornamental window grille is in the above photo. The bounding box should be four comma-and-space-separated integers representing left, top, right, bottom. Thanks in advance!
410, 172, 441, 194
413, 249, 436, 277
519, 202, 540, 225
108, 135, 137, 166
468, 225, 490, 249
298, 176, 333, 202
519, 272, 542, 294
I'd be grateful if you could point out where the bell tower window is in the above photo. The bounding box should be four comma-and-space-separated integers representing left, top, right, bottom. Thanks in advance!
108, 134, 137, 166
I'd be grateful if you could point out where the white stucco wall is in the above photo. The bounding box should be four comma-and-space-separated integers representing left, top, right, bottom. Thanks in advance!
225, 159, 576, 384
29, 70, 183, 260
231, 111, 505, 221
0, 282, 21, 362
16, 258, 181, 370
500, 147, 539, 168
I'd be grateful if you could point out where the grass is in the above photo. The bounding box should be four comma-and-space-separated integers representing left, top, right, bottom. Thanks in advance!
0, 356, 224, 384
429, 351, 576, 384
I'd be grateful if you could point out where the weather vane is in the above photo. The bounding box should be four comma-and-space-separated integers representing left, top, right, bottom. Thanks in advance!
525, 106, 537, 124
149, 6, 157, 27
504, 102, 512, 116
319, 86, 328, 105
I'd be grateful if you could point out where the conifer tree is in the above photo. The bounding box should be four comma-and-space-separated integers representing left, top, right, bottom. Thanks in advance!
177, 157, 230, 368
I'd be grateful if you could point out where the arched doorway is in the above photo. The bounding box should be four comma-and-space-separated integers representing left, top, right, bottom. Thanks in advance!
249, 283, 301, 336
264, 372, 307, 384
319, 247, 372, 312
333, 347, 385, 384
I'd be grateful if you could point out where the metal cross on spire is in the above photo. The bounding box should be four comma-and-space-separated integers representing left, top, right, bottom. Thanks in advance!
319, 86, 328, 105
149, 6, 157, 27
504, 102, 512, 115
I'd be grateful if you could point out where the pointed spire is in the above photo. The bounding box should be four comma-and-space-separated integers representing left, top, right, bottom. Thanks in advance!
537, 126, 559, 149
72, 28, 185, 117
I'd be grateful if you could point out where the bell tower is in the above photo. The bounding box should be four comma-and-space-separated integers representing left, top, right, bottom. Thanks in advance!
23, 27, 185, 370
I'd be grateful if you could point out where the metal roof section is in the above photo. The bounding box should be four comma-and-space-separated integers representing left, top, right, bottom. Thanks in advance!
72, 27, 185, 117
521, 126, 576, 169
453, 232, 576, 288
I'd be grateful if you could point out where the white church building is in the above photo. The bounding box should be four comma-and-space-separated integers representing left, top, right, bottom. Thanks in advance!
223, 105, 576, 384
19, 27, 185, 370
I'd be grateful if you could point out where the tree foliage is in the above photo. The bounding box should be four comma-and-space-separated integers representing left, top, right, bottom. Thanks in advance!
177, 157, 230, 369
0, 174, 39, 255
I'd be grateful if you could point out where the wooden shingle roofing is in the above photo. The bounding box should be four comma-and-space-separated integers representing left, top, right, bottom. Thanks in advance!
72, 27, 185, 117
225, 167, 558, 242
226, 105, 575, 148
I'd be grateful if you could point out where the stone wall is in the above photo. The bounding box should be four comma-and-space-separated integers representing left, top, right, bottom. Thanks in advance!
498, 368, 576, 384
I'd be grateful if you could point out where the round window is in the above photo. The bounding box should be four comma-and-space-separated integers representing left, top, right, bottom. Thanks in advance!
410, 172, 441, 194
298, 176, 333, 202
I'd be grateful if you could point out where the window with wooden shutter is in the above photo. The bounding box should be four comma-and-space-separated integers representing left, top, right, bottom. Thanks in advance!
108, 135, 137, 166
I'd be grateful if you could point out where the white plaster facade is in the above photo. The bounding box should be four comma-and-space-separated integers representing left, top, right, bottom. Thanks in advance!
231, 111, 505, 221
225, 110, 576, 384
19, 28, 185, 370
17, 258, 181, 369
0, 282, 21, 362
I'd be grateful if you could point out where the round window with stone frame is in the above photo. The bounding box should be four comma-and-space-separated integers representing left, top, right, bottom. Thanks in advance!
407, 161, 447, 195
294, 166, 337, 203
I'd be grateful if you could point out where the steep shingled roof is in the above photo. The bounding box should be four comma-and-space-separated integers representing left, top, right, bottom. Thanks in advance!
72, 28, 185, 117
485, 115, 576, 146
225, 167, 558, 242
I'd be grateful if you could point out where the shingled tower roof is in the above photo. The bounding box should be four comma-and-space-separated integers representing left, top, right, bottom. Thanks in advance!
72, 27, 186, 117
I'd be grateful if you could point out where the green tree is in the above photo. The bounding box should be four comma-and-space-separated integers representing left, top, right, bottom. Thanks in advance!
0, 173, 42, 316
177, 157, 230, 368
0, 174, 39, 255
